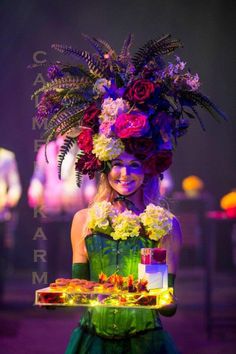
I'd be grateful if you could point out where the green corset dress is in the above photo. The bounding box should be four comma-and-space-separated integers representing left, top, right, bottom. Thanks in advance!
65, 233, 181, 354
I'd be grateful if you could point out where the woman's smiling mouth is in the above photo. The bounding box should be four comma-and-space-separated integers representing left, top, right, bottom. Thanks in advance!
118, 180, 134, 186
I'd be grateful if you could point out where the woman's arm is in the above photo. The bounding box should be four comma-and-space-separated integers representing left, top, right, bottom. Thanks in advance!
163, 216, 182, 275
158, 216, 182, 316
71, 209, 90, 279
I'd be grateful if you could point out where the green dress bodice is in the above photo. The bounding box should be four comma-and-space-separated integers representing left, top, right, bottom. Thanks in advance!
80, 232, 162, 338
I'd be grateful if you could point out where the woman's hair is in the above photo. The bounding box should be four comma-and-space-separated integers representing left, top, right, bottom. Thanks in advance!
92, 173, 116, 204
143, 175, 161, 206
92, 173, 161, 206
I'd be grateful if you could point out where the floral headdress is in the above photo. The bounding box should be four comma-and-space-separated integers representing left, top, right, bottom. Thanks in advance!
32, 34, 226, 186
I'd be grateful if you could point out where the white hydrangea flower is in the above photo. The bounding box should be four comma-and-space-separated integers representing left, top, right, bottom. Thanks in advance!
100, 97, 129, 121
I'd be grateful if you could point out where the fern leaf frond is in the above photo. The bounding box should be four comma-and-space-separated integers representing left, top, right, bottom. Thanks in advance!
57, 137, 76, 179
75, 150, 85, 187
75, 169, 83, 188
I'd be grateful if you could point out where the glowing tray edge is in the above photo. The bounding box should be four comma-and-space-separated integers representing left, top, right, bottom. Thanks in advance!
35, 287, 171, 309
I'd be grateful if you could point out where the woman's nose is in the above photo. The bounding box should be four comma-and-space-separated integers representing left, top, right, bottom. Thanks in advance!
120, 166, 130, 176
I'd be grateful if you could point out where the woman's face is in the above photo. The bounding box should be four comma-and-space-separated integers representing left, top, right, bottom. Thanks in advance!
108, 152, 144, 196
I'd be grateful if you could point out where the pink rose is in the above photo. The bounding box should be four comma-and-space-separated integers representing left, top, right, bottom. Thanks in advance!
99, 120, 114, 137
114, 112, 150, 138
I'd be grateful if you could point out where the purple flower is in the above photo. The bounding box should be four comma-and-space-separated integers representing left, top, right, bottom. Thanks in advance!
160, 56, 186, 79
37, 91, 62, 120
47, 65, 64, 80
172, 72, 200, 92
185, 73, 200, 91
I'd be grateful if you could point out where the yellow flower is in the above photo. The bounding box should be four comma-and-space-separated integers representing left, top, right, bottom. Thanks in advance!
92, 134, 124, 161
140, 204, 173, 241
87, 202, 173, 242
88, 201, 114, 231
111, 210, 141, 240
220, 191, 236, 210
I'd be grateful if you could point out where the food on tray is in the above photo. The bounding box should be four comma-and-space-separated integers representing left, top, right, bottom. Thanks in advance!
48, 272, 148, 294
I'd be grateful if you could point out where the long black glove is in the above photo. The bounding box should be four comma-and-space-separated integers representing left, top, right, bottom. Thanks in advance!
72, 263, 90, 280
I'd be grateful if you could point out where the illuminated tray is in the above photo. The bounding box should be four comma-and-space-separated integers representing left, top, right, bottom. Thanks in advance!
35, 287, 171, 309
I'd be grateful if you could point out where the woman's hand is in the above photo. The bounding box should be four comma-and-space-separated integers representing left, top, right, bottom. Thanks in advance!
158, 288, 178, 317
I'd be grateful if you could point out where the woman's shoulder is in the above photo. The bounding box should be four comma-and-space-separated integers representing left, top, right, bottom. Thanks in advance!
71, 208, 90, 237
73, 207, 90, 220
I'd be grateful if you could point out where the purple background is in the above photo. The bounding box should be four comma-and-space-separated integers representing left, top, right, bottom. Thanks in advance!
0, 1, 235, 353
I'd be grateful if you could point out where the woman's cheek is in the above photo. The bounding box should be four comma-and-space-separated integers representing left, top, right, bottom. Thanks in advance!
109, 167, 120, 179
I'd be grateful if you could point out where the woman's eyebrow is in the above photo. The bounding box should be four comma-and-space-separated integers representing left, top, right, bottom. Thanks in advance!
112, 159, 140, 163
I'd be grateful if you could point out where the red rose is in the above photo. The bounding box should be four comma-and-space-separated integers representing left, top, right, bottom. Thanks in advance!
114, 112, 150, 138
125, 79, 155, 103
77, 128, 93, 153
123, 138, 156, 160
76, 153, 101, 179
155, 150, 172, 173
143, 150, 173, 175
82, 103, 100, 131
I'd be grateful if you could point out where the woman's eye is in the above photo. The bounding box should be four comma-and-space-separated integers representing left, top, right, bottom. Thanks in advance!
111, 161, 142, 168
130, 162, 142, 168
112, 162, 122, 167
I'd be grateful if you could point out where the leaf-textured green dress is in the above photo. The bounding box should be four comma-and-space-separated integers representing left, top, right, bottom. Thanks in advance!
65, 233, 181, 354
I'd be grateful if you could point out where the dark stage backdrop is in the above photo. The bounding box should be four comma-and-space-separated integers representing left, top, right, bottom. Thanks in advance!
0, 0, 235, 269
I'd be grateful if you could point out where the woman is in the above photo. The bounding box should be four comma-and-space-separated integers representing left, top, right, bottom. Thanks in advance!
33, 33, 225, 354
66, 151, 181, 353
